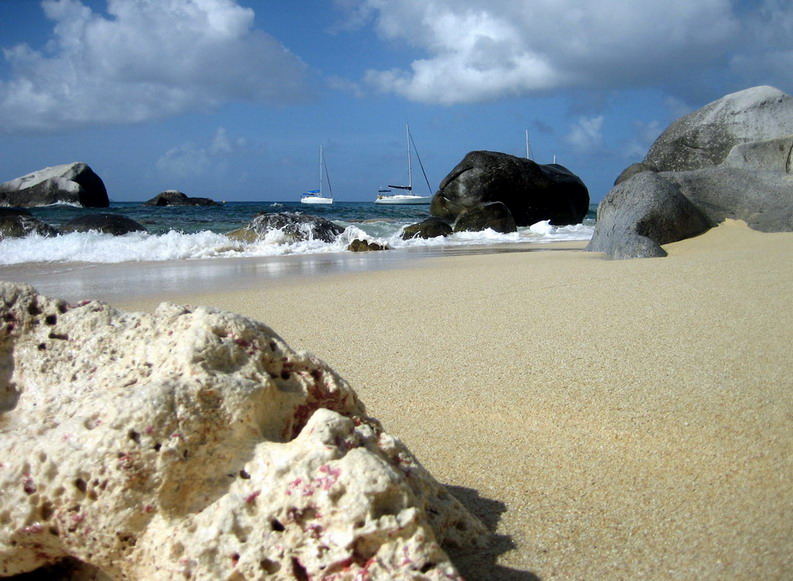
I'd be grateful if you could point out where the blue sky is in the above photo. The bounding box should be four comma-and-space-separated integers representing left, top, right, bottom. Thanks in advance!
0, 0, 790, 203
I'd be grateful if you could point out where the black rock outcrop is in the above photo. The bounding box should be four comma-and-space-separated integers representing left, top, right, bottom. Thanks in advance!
61, 214, 147, 236
453, 201, 517, 234
401, 218, 453, 240
432, 151, 589, 227
0, 208, 58, 240
144, 190, 220, 206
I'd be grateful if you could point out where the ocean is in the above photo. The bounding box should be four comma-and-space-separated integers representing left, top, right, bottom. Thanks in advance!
0, 201, 596, 302
1, 201, 595, 265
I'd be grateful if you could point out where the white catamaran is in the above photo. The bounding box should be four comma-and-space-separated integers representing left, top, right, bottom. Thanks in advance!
375, 124, 433, 205
300, 145, 334, 205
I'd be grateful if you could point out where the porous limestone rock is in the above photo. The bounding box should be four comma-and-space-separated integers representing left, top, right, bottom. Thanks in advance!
0, 282, 486, 579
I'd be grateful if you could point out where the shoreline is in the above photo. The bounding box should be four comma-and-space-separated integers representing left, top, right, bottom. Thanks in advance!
4, 221, 792, 577
0, 239, 586, 304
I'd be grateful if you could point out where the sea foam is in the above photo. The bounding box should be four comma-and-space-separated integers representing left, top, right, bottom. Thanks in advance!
0, 221, 594, 266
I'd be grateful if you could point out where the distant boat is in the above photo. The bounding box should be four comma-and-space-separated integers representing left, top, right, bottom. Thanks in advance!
375, 124, 432, 205
301, 145, 334, 205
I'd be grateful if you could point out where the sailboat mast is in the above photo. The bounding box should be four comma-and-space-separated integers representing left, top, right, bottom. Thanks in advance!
406, 124, 413, 191
525, 129, 533, 160
319, 145, 323, 197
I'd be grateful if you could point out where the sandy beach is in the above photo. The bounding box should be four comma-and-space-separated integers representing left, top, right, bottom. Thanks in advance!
85, 221, 791, 578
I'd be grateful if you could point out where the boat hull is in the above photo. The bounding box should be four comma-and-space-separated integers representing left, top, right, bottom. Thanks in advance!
300, 197, 333, 205
374, 195, 431, 205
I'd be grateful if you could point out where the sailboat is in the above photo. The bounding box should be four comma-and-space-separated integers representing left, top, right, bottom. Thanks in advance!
374, 125, 432, 205
300, 145, 334, 205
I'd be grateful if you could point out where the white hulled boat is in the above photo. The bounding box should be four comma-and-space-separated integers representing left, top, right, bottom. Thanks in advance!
300, 145, 334, 205
375, 124, 432, 205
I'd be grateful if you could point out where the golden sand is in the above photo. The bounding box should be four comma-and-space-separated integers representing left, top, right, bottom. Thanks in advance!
119, 221, 793, 579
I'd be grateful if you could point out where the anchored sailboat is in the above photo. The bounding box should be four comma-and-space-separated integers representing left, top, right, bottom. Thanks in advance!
300, 145, 334, 205
375, 125, 432, 205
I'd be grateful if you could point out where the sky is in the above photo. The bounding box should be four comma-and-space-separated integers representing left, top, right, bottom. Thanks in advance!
0, 0, 790, 203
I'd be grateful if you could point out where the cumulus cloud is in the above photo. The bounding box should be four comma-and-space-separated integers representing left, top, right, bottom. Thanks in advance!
344, 0, 748, 104
0, 0, 308, 132
566, 116, 604, 152
156, 127, 246, 179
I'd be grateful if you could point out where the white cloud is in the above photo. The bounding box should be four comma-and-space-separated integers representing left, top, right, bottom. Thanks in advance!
345, 0, 744, 104
156, 127, 245, 179
0, 0, 308, 132
566, 116, 604, 152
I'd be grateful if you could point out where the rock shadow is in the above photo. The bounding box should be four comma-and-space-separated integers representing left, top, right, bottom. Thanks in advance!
444, 485, 540, 581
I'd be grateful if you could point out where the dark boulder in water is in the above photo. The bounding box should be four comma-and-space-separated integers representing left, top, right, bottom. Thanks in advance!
144, 190, 220, 207
0, 208, 58, 239
226, 212, 345, 244
431, 151, 589, 227
401, 217, 453, 240
0, 162, 109, 208
61, 214, 147, 236
347, 239, 389, 252
453, 201, 517, 234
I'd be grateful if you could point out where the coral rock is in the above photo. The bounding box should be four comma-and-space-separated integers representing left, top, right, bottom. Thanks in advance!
0, 282, 486, 579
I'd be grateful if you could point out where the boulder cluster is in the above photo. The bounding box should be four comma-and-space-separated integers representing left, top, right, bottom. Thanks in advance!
0, 282, 486, 579
588, 85, 793, 258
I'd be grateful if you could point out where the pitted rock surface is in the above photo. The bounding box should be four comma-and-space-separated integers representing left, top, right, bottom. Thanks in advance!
0, 282, 485, 579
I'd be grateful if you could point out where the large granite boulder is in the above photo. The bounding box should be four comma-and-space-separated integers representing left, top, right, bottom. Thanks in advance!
453, 201, 517, 234
639, 85, 793, 176
586, 173, 712, 259
401, 217, 453, 240
0, 282, 486, 579
0, 163, 109, 208
432, 151, 589, 227
61, 214, 147, 236
144, 190, 220, 207
590, 86, 793, 258
0, 208, 58, 240
226, 212, 345, 244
